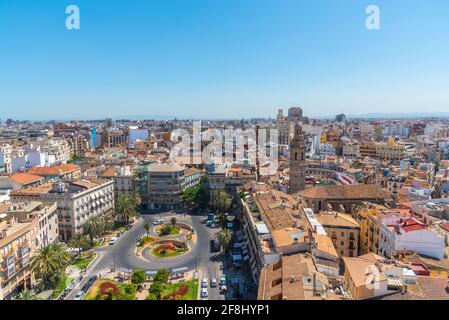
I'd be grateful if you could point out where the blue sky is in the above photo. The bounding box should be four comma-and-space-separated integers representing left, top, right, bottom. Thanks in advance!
0, 0, 448, 120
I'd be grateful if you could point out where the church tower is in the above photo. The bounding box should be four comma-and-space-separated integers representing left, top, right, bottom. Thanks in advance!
289, 123, 306, 193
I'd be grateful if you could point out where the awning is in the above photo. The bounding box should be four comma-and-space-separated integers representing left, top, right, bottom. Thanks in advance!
118, 267, 132, 274
232, 254, 242, 262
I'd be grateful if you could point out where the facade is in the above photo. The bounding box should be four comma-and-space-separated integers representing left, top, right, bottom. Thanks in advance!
10, 179, 115, 241
379, 215, 445, 260
5, 202, 59, 249
147, 164, 201, 211
0, 215, 37, 300
316, 212, 360, 258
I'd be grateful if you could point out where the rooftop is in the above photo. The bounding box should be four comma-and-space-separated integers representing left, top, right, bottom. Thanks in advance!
299, 184, 389, 200
27, 163, 80, 176
9, 173, 44, 185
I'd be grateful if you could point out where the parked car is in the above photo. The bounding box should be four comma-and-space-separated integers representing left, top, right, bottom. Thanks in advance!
109, 237, 117, 245
219, 285, 227, 294
74, 291, 85, 300
201, 278, 209, 288
200, 288, 208, 300
210, 240, 221, 253
210, 278, 218, 287
219, 276, 227, 286
153, 218, 164, 225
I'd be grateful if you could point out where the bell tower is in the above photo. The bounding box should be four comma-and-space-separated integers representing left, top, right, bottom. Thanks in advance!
289, 123, 306, 193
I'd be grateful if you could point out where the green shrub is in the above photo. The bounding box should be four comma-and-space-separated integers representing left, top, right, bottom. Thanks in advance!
149, 281, 164, 299
146, 293, 158, 300
131, 269, 147, 285
154, 269, 170, 284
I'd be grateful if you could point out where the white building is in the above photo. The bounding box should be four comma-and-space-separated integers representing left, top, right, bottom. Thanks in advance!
379, 214, 445, 260
11, 179, 115, 241
319, 143, 336, 157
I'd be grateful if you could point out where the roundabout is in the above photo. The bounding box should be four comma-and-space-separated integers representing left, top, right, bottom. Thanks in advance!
137, 220, 196, 263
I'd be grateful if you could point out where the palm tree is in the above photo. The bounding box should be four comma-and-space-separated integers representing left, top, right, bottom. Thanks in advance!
83, 216, 104, 246
30, 243, 72, 289
211, 190, 232, 229
13, 289, 40, 300
116, 192, 141, 224
144, 223, 151, 237
216, 228, 233, 253
68, 233, 90, 258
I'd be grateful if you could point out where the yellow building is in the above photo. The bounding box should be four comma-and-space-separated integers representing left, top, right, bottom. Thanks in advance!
354, 203, 411, 255
316, 212, 360, 258
0, 215, 37, 300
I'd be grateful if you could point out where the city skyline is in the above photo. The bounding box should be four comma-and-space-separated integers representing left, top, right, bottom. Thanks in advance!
1, 0, 449, 120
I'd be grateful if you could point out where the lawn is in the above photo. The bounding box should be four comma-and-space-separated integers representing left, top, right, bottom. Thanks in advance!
51, 276, 73, 300
84, 279, 137, 300
161, 280, 198, 300
72, 252, 96, 270
158, 225, 181, 236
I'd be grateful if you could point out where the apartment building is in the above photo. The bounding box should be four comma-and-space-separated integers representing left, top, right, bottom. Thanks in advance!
10, 179, 114, 241
258, 253, 348, 300
147, 164, 201, 211
239, 184, 339, 284
387, 174, 407, 200
0, 214, 37, 300
5, 202, 59, 249
379, 215, 445, 260
354, 204, 411, 256
316, 212, 360, 258
359, 141, 406, 161
0, 144, 13, 173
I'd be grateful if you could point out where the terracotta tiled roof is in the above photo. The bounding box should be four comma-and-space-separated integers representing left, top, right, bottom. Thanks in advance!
99, 167, 116, 178
9, 173, 44, 185
299, 184, 389, 200
316, 212, 360, 228
27, 164, 80, 176
343, 256, 387, 288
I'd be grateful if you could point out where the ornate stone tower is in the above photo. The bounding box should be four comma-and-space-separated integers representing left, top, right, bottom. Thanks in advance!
289, 123, 306, 193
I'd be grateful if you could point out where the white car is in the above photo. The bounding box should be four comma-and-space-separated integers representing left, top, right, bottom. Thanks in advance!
74, 291, 85, 300
210, 278, 218, 287
201, 278, 209, 288
200, 288, 208, 300
153, 218, 164, 225
109, 237, 117, 245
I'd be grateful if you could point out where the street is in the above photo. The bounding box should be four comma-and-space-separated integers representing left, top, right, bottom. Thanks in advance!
66, 211, 224, 300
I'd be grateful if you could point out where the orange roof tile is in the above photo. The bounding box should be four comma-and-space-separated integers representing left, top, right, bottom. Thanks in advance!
9, 173, 44, 185
27, 164, 80, 176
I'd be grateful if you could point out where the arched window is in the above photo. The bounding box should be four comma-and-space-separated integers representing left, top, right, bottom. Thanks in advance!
294, 152, 298, 161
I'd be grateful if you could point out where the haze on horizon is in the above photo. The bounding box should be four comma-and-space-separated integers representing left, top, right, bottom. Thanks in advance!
1, 0, 449, 121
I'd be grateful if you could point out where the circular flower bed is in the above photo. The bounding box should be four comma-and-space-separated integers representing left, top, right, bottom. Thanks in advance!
99, 282, 121, 298
150, 240, 189, 259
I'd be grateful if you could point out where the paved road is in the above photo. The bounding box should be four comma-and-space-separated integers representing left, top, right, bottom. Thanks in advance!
66, 212, 224, 300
